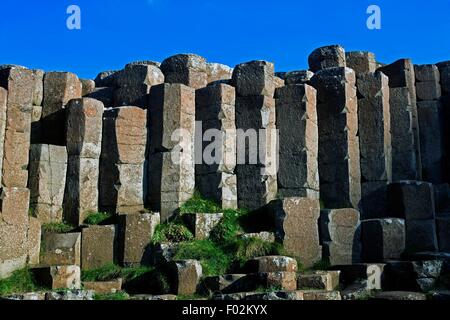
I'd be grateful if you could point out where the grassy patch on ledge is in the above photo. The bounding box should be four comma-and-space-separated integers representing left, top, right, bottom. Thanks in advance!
94, 291, 129, 300
0, 269, 39, 296
84, 211, 114, 225
152, 223, 194, 243
41, 222, 75, 233
81, 263, 154, 282
179, 191, 222, 214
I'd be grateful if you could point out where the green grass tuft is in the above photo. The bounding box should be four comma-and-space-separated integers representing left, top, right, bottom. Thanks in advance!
234, 238, 284, 268
41, 222, 75, 233
94, 291, 129, 300
0, 269, 39, 296
152, 223, 194, 243
209, 208, 248, 243
174, 240, 232, 276
179, 191, 222, 214
84, 211, 113, 225
81, 263, 154, 283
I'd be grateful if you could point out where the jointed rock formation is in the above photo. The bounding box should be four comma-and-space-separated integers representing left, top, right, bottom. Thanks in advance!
1, 45, 450, 301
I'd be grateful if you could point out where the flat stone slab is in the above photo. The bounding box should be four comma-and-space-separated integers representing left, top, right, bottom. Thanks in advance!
371, 291, 427, 301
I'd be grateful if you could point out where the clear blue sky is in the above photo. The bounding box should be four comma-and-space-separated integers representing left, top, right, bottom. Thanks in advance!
0, 0, 449, 79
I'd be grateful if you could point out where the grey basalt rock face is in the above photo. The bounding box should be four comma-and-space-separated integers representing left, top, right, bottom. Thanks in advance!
310, 67, 361, 209
99, 106, 147, 214
356, 70, 392, 220
377, 59, 422, 181
161, 54, 207, 89
64, 98, 103, 226
275, 84, 319, 199
147, 83, 196, 221
195, 83, 237, 209
29, 144, 68, 223
232, 60, 278, 211
308, 45, 346, 72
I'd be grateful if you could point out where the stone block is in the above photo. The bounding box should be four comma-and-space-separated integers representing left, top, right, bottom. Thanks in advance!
206, 63, 233, 84
81, 225, 117, 270
161, 54, 207, 89
231, 60, 275, 97
297, 271, 340, 291
119, 212, 160, 266
246, 256, 298, 273
361, 219, 405, 262
80, 79, 95, 96
388, 181, 435, 220
64, 156, 100, 225
0, 222, 28, 279
259, 271, 297, 291
116, 63, 164, 87
417, 100, 445, 183
32, 265, 81, 290
308, 45, 346, 72
320, 208, 361, 265
241, 232, 275, 243
282, 70, 314, 85
43, 72, 82, 118
416, 80, 441, 100
29, 144, 68, 223
415, 64, 440, 82
83, 279, 123, 294
66, 98, 103, 159
170, 259, 202, 295
346, 51, 376, 74
270, 198, 321, 268
405, 219, 438, 252
40, 232, 81, 266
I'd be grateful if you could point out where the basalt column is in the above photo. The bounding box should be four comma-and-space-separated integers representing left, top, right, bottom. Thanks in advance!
99, 106, 147, 214
0, 66, 40, 279
275, 84, 319, 199
310, 67, 361, 209
147, 83, 196, 221
195, 83, 237, 209
232, 61, 278, 211
414, 64, 445, 183
355, 70, 392, 219
64, 98, 103, 225
378, 59, 421, 180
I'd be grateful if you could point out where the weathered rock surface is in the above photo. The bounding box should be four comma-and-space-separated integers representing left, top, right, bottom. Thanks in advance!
40, 232, 81, 266
310, 67, 361, 209
81, 225, 117, 270
29, 144, 67, 223
119, 212, 160, 267
269, 198, 321, 268
32, 265, 81, 290
320, 208, 361, 265
147, 83, 195, 221
170, 259, 202, 295
161, 54, 207, 89
308, 45, 346, 72
182, 213, 223, 240
275, 84, 319, 199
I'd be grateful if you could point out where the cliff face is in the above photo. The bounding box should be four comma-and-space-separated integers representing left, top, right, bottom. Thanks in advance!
0, 47, 449, 301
